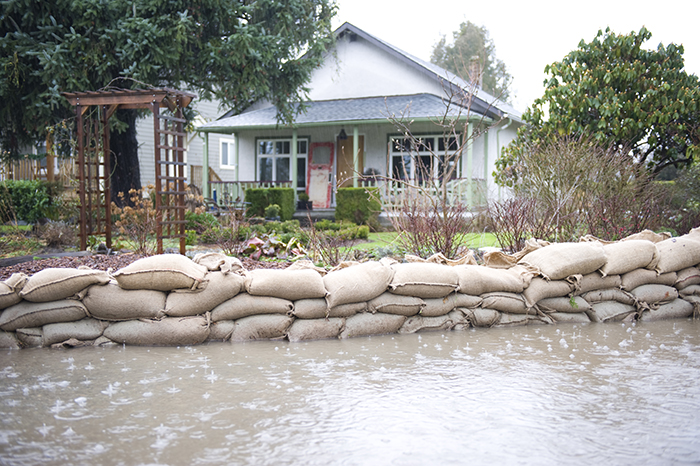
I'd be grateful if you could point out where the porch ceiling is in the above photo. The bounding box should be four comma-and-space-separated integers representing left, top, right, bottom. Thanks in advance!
196, 93, 490, 133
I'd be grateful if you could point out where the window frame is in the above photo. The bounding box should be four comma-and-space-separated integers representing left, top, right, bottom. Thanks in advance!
256, 137, 309, 188
219, 137, 236, 170
389, 134, 461, 181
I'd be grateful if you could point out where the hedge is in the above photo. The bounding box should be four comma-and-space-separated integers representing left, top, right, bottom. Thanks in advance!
244, 188, 295, 221
0, 180, 60, 223
335, 187, 381, 225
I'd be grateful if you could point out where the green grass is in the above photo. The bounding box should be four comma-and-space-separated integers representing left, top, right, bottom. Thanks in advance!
347, 231, 500, 253
0, 224, 32, 233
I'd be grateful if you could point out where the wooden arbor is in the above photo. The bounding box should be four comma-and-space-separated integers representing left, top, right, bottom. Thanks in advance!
62, 88, 195, 254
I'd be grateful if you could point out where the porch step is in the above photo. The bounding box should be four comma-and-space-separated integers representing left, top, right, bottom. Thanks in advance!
293, 208, 335, 225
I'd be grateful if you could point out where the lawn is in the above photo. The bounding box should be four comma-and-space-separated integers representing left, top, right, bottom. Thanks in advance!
349, 231, 500, 252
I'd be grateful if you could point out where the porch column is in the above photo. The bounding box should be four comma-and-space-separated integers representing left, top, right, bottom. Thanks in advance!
292, 129, 298, 194
466, 122, 473, 208
353, 125, 359, 188
483, 128, 489, 206
202, 132, 209, 199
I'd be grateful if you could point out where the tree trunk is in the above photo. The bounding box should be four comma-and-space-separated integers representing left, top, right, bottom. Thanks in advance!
109, 109, 141, 206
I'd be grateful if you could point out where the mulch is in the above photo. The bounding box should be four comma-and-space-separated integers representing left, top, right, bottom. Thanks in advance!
0, 251, 292, 281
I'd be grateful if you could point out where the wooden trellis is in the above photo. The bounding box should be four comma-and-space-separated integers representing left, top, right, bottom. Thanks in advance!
62, 88, 195, 254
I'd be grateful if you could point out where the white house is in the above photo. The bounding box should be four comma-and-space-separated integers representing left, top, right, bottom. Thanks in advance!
193, 22, 522, 209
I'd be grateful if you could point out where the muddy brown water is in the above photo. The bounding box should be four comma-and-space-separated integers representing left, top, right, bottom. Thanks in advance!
1, 320, 699, 465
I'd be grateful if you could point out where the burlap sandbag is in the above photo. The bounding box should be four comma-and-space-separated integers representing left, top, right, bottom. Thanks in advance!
575, 273, 622, 294
398, 314, 453, 334
43, 318, 109, 347
19, 268, 110, 303
0, 300, 88, 331
0, 273, 27, 310
448, 309, 471, 330
587, 301, 636, 323
388, 263, 459, 298
655, 237, 700, 274
639, 298, 694, 322
523, 277, 575, 308
537, 296, 592, 314
211, 293, 293, 321
420, 293, 481, 317
15, 327, 43, 347
0, 330, 20, 349
582, 289, 636, 306
455, 264, 532, 296
104, 316, 209, 346
206, 320, 235, 341
481, 292, 529, 314
324, 261, 394, 308
245, 268, 327, 301
113, 254, 208, 291
339, 312, 406, 339
165, 271, 245, 317
230, 314, 294, 342
674, 267, 700, 290
462, 308, 500, 328
367, 293, 425, 316
496, 312, 550, 327
548, 312, 591, 323
622, 229, 671, 243
292, 299, 364, 319
83, 282, 166, 321
680, 285, 700, 297
518, 242, 607, 280
599, 240, 659, 277
287, 317, 345, 342
193, 252, 244, 273
630, 284, 678, 306
620, 269, 677, 291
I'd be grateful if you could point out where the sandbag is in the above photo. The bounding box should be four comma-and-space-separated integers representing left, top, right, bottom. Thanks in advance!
622, 229, 671, 243
112, 254, 208, 291
245, 269, 327, 301
620, 269, 677, 291
575, 273, 621, 294
0, 300, 88, 331
165, 271, 245, 317
674, 267, 700, 290
582, 289, 636, 306
587, 301, 636, 323
324, 261, 394, 308
15, 327, 43, 347
599, 240, 659, 276
630, 284, 678, 306
104, 316, 209, 346
211, 293, 293, 321
680, 285, 700, 297
0, 273, 27, 310
292, 299, 364, 319
455, 264, 532, 296
639, 299, 694, 322
519, 242, 607, 280
0, 330, 20, 349
481, 292, 529, 314
193, 252, 243, 273
388, 263, 459, 298
523, 277, 575, 308
447, 309, 471, 331
43, 318, 109, 346
655, 237, 700, 274
230, 314, 294, 342
462, 308, 500, 328
547, 312, 591, 323
207, 320, 235, 341
537, 296, 592, 314
422, 295, 458, 317
287, 317, 345, 342
19, 268, 110, 303
83, 282, 166, 321
339, 312, 406, 339
496, 312, 550, 327
367, 293, 424, 316
398, 314, 453, 334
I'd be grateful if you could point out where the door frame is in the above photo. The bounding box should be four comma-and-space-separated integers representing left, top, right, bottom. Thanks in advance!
307, 142, 334, 208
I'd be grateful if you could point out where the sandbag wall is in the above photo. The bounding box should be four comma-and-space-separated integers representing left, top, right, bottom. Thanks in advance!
1, 229, 700, 349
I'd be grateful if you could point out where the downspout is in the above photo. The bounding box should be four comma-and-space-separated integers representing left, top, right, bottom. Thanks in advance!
496, 117, 512, 201
292, 129, 298, 196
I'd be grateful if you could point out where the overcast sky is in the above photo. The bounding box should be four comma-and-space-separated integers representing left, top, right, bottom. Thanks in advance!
332, 0, 700, 113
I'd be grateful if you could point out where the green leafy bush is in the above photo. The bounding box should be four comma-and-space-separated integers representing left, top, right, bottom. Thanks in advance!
185, 210, 218, 233
245, 188, 295, 220
335, 187, 381, 225
0, 180, 59, 223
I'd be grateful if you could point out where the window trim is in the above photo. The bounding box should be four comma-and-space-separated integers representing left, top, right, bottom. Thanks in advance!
220, 137, 236, 170
389, 133, 461, 180
255, 136, 309, 187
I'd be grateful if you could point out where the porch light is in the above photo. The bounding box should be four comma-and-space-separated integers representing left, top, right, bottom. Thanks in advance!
338, 128, 348, 140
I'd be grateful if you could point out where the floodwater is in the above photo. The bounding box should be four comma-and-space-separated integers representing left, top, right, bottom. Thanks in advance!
1, 320, 699, 466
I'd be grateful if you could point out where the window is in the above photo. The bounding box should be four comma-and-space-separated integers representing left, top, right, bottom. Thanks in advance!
257, 138, 308, 188
390, 135, 461, 181
220, 138, 236, 169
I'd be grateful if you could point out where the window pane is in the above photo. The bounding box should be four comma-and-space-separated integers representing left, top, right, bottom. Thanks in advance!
298, 140, 307, 154
276, 157, 290, 182
276, 141, 290, 155
297, 158, 306, 188
259, 141, 274, 155
259, 157, 273, 181
221, 143, 228, 166
392, 155, 410, 180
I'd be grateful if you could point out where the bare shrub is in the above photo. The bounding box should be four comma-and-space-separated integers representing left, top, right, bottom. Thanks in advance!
39, 220, 77, 248
111, 186, 157, 255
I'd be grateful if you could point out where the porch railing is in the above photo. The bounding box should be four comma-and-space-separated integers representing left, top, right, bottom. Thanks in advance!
361, 177, 487, 210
